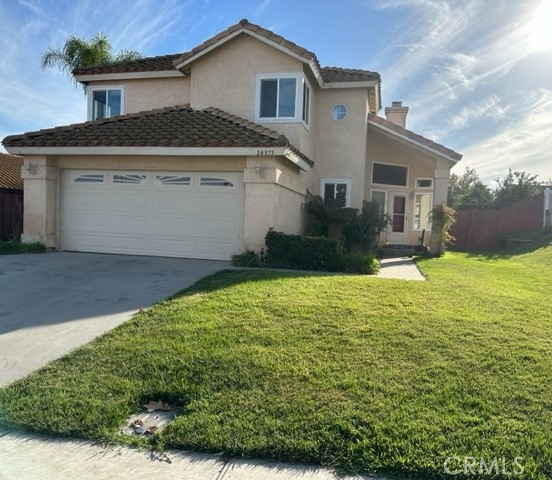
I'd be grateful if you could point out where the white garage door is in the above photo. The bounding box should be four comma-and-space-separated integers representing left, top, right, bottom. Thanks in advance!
61, 170, 244, 260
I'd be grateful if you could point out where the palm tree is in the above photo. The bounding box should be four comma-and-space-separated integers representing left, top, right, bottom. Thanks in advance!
41, 32, 141, 88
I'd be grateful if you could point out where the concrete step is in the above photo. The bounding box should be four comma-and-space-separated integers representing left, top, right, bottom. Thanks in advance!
377, 246, 419, 258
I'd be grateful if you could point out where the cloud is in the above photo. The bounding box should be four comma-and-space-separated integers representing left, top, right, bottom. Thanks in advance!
368, 1, 545, 124
459, 89, 552, 182
253, 0, 271, 18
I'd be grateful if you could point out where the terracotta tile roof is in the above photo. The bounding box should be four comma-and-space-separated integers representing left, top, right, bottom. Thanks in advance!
72, 19, 381, 87
173, 19, 317, 67
0, 153, 23, 190
321, 67, 380, 83
368, 113, 462, 162
73, 53, 182, 76
2, 106, 314, 166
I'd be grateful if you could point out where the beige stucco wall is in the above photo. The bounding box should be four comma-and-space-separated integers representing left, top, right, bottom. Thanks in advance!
189, 34, 314, 159
55, 155, 245, 171
312, 88, 369, 208
88, 77, 190, 115
243, 156, 308, 251
20, 155, 58, 247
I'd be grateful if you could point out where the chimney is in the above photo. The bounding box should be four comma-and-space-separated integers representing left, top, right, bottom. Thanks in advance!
385, 101, 409, 128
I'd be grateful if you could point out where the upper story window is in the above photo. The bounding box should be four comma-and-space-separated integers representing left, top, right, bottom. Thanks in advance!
256, 73, 311, 127
88, 86, 123, 121
372, 162, 408, 187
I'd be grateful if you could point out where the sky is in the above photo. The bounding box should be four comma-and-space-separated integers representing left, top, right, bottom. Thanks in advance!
0, 0, 551, 184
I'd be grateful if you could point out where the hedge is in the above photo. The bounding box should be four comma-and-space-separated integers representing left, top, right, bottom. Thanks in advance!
265, 229, 342, 272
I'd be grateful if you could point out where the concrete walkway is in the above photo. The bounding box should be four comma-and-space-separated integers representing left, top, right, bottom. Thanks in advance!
0, 430, 382, 480
377, 257, 425, 281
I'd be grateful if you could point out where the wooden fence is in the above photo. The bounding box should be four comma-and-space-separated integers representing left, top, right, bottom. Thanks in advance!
0, 188, 23, 241
451, 193, 545, 250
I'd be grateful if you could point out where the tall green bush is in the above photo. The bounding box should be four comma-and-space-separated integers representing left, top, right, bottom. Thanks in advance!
429, 203, 456, 256
306, 191, 354, 237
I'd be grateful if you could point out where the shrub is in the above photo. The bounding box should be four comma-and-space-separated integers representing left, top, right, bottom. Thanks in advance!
265, 229, 342, 271
231, 250, 260, 267
0, 241, 46, 255
429, 203, 456, 256
306, 191, 355, 237
341, 201, 389, 253
340, 252, 380, 274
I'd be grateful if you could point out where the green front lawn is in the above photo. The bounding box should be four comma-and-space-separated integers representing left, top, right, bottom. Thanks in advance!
1, 238, 551, 479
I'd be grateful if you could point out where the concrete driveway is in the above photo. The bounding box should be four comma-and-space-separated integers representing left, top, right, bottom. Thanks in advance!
0, 252, 227, 386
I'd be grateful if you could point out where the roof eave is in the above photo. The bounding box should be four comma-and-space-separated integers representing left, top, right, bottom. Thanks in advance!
74, 70, 184, 83
3, 145, 313, 171
321, 80, 379, 89
3, 145, 285, 156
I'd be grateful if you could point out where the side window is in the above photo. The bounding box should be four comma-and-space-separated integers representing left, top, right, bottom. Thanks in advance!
414, 193, 432, 230
302, 80, 311, 125
89, 87, 123, 120
321, 179, 351, 207
371, 190, 386, 216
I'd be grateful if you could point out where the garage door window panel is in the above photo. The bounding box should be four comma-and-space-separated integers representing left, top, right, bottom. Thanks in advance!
74, 173, 105, 183
200, 177, 234, 187
113, 174, 147, 185
155, 175, 191, 186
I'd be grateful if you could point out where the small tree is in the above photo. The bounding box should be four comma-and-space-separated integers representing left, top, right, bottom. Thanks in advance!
448, 167, 493, 209
429, 203, 456, 256
341, 201, 390, 252
493, 169, 540, 208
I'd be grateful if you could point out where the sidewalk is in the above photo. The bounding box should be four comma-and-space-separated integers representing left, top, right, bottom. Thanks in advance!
0, 430, 383, 480
377, 257, 425, 281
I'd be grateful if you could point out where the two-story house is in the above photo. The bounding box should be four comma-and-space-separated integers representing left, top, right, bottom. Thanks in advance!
2, 19, 461, 260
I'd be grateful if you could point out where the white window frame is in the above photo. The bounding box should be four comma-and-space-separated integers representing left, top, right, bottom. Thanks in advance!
87, 85, 124, 121
412, 192, 433, 231
415, 178, 434, 189
371, 161, 409, 189
320, 178, 352, 208
255, 73, 310, 126
301, 78, 311, 129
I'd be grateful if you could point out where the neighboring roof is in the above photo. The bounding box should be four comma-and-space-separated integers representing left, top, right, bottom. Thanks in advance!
2, 106, 313, 167
73, 19, 380, 88
72, 53, 182, 76
320, 67, 380, 83
0, 153, 23, 190
367, 113, 462, 163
